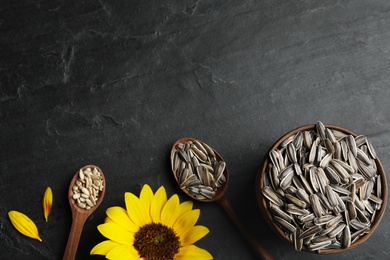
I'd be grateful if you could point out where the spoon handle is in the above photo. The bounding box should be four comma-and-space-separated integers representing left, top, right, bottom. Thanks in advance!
63, 212, 88, 260
218, 196, 274, 260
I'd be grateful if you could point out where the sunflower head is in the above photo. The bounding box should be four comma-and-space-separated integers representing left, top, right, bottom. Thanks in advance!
91, 184, 213, 260
134, 222, 180, 259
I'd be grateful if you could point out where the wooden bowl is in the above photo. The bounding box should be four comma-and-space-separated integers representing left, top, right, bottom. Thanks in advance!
255, 123, 387, 254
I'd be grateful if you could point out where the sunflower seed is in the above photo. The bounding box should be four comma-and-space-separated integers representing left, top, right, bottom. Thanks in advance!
333, 141, 342, 160
199, 188, 216, 199
193, 140, 208, 156
341, 225, 351, 248
351, 226, 370, 241
350, 219, 370, 230
299, 174, 314, 195
308, 137, 319, 164
363, 180, 374, 201
346, 199, 357, 220
332, 159, 355, 174
346, 135, 357, 157
293, 131, 304, 150
303, 131, 313, 149
309, 167, 320, 193
287, 143, 297, 163
330, 184, 351, 196
280, 135, 294, 148
262, 186, 284, 207
362, 199, 374, 214
316, 121, 326, 140
325, 185, 339, 208
328, 223, 346, 238
309, 194, 324, 218
347, 150, 358, 173
274, 216, 297, 233
286, 194, 307, 209
294, 227, 303, 251
376, 175, 382, 198
357, 160, 376, 180
286, 204, 311, 215
368, 194, 383, 205
355, 207, 370, 223
324, 166, 342, 184
314, 215, 335, 225
329, 160, 350, 181
177, 146, 190, 163
296, 188, 311, 205
299, 225, 323, 239
366, 138, 377, 159
298, 213, 315, 224
319, 153, 332, 168
269, 204, 293, 222
307, 240, 332, 251
191, 144, 208, 161
316, 192, 333, 211
279, 168, 294, 190
356, 148, 372, 166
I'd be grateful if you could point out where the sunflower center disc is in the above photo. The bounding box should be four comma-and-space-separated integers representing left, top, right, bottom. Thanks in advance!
134, 222, 180, 260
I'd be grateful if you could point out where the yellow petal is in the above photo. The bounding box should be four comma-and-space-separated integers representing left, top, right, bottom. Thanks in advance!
91, 240, 121, 255
8, 210, 42, 242
150, 186, 167, 223
125, 192, 151, 227
97, 222, 135, 245
174, 245, 213, 260
173, 209, 200, 237
160, 194, 180, 227
106, 244, 140, 260
180, 225, 210, 246
172, 200, 194, 227
139, 184, 153, 209
105, 216, 114, 223
42, 187, 53, 222
106, 206, 139, 232
178, 200, 193, 213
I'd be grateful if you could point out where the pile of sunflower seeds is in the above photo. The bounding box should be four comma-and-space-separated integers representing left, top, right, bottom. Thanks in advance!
72, 167, 104, 210
171, 140, 226, 200
262, 121, 383, 252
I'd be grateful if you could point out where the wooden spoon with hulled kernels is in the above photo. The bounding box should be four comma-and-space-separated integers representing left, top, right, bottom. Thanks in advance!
63, 165, 106, 260
171, 138, 274, 260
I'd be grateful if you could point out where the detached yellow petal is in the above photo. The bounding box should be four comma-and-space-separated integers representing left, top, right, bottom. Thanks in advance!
8, 210, 42, 242
42, 187, 53, 222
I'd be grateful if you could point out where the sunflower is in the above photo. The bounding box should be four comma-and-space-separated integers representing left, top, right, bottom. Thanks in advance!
91, 184, 213, 260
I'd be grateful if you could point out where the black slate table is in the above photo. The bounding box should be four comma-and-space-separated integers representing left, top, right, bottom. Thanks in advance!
1, 0, 390, 259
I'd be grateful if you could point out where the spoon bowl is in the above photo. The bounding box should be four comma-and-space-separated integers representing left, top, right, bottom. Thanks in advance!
171, 138, 273, 260
63, 165, 106, 260
171, 137, 229, 202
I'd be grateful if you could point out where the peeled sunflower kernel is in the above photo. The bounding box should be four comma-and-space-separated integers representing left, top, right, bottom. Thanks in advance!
43, 187, 53, 222
8, 210, 42, 242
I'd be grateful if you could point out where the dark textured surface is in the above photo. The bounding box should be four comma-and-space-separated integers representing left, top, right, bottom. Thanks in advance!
1, 0, 390, 259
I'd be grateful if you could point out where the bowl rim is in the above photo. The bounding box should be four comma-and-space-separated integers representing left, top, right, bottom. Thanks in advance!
255, 123, 388, 254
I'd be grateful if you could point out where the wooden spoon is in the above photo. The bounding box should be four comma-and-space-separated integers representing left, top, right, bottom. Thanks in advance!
63, 165, 106, 260
171, 138, 273, 260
